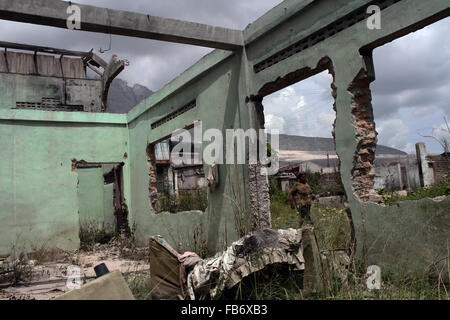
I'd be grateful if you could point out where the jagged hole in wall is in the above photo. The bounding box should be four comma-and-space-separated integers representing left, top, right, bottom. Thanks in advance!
355, 17, 450, 204
254, 59, 348, 236
147, 121, 208, 214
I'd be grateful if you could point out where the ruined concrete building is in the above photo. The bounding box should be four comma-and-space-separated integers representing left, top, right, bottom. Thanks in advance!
416, 142, 450, 187
0, 41, 124, 112
0, 0, 449, 275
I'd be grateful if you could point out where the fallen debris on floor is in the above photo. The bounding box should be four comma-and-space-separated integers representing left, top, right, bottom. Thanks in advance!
55, 269, 135, 300
0, 241, 149, 300
149, 227, 325, 300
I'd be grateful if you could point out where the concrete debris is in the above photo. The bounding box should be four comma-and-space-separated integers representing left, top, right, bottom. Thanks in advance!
54, 270, 134, 300
185, 228, 305, 300
0, 241, 148, 300
207, 163, 219, 192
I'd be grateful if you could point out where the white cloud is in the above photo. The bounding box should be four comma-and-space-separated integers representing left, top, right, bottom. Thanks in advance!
265, 114, 285, 132
376, 118, 410, 152
262, 71, 335, 138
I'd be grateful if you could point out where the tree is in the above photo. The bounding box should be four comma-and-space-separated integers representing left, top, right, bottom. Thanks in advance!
420, 116, 450, 154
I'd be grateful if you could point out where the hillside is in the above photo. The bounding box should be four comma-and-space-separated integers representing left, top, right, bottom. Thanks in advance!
106, 82, 406, 158
270, 133, 407, 155
107, 78, 154, 113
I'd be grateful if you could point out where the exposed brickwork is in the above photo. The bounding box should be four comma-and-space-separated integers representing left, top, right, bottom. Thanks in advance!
248, 96, 272, 230
320, 172, 342, 190
248, 163, 271, 229
146, 144, 158, 211
427, 153, 450, 183
348, 70, 381, 203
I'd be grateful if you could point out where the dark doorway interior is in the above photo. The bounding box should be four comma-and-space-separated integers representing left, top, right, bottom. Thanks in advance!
75, 161, 128, 236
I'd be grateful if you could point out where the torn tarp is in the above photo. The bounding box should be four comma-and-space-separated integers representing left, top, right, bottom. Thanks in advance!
185, 228, 305, 300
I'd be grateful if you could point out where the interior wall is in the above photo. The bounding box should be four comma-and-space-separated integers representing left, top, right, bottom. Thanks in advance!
77, 167, 104, 229
126, 53, 248, 253
0, 73, 103, 112
242, 0, 450, 273
0, 114, 128, 255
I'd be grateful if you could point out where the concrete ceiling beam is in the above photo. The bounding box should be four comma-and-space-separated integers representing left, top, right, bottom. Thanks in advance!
0, 0, 244, 50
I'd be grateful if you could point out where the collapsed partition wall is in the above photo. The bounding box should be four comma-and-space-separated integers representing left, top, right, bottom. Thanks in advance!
0, 0, 448, 274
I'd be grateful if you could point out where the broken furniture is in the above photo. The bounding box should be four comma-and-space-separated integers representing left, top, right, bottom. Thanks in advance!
149, 227, 325, 300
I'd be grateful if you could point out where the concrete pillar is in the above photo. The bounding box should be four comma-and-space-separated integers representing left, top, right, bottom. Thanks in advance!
397, 163, 403, 190
415, 142, 433, 187
167, 166, 175, 195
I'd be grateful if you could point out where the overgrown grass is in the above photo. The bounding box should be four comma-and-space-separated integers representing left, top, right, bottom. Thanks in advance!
266, 188, 449, 300
270, 190, 350, 251
156, 188, 208, 213
377, 173, 450, 205
222, 264, 303, 300
30, 245, 65, 265
317, 265, 449, 300
125, 271, 153, 300
0, 253, 32, 285
79, 221, 115, 251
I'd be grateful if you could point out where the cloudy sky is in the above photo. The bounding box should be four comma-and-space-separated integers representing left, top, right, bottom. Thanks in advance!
264, 17, 450, 155
0, 1, 448, 154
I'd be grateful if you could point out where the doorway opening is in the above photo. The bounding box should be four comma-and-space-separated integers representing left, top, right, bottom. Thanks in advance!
74, 160, 129, 245
254, 59, 351, 255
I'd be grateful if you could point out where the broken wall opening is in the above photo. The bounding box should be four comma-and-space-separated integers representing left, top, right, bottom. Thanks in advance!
147, 121, 208, 214
254, 59, 351, 252
74, 161, 129, 238
352, 17, 450, 203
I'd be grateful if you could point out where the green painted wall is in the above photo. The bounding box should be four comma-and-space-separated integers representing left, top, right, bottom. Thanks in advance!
126, 52, 245, 253
0, 111, 128, 254
0, 0, 448, 275
77, 167, 104, 229
103, 183, 115, 234
241, 0, 450, 274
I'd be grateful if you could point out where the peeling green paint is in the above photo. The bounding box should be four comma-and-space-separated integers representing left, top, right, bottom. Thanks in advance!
0, 0, 448, 274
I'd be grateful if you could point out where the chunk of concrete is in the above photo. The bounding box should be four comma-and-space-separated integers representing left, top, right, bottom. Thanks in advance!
54, 270, 134, 300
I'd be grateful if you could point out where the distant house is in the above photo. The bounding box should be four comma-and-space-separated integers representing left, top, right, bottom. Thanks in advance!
416, 142, 450, 187
155, 140, 207, 195
373, 155, 420, 191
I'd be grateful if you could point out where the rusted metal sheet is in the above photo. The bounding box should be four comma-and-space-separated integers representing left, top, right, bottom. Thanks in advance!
6, 51, 35, 74
61, 57, 86, 79
1, 51, 86, 78
36, 54, 62, 77
0, 51, 7, 72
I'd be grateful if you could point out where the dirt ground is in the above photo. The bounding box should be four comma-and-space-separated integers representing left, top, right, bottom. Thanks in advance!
0, 240, 149, 300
